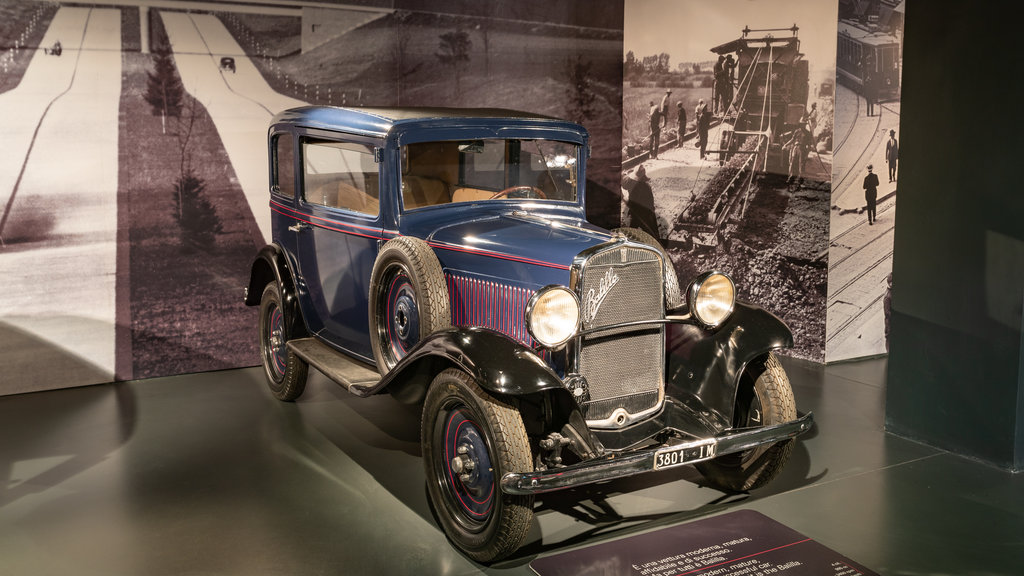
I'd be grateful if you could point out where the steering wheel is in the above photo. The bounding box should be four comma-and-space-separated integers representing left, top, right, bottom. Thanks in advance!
489, 185, 547, 200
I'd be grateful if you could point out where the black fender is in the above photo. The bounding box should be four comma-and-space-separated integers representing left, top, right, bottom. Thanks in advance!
666, 301, 793, 426
358, 327, 566, 404
245, 243, 308, 339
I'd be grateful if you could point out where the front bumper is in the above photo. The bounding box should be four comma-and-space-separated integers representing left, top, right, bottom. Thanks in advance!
500, 412, 813, 495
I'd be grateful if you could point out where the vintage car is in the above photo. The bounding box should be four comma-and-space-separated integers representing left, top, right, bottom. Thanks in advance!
245, 106, 812, 562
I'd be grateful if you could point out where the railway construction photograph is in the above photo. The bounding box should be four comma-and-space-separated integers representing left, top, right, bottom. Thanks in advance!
622, 0, 838, 361
0, 0, 624, 393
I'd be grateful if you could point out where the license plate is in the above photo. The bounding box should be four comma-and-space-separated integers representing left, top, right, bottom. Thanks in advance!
653, 440, 717, 470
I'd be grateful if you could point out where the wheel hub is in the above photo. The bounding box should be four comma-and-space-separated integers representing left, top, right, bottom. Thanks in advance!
440, 407, 496, 522
451, 444, 478, 482
394, 303, 410, 339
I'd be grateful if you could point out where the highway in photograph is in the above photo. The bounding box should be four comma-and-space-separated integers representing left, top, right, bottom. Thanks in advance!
161, 10, 305, 241
0, 6, 122, 391
0, 3, 307, 392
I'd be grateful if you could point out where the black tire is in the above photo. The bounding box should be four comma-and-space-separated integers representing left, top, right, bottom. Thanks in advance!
422, 369, 534, 563
612, 226, 683, 309
258, 282, 308, 401
697, 352, 797, 492
369, 236, 450, 374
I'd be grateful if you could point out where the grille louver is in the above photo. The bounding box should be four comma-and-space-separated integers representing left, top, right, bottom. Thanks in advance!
573, 242, 665, 427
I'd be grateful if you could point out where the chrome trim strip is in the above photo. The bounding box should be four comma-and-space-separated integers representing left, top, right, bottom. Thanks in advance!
499, 412, 814, 495
584, 401, 664, 430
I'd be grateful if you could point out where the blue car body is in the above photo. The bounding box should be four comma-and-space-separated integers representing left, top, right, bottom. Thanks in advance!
245, 106, 812, 562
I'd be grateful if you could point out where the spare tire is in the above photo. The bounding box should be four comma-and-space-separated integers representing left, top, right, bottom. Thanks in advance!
368, 236, 450, 374
612, 227, 683, 309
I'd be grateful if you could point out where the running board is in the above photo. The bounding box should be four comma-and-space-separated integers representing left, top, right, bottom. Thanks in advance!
287, 338, 380, 394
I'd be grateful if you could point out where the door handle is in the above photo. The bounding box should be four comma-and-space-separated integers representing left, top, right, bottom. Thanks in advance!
288, 222, 310, 233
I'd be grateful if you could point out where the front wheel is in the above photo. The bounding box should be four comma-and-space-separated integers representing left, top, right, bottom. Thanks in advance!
422, 369, 534, 563
696, 352, 796, 492
258, 282, 308, 401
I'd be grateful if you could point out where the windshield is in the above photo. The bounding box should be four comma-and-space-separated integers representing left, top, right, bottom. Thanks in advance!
400, 139, 579, 210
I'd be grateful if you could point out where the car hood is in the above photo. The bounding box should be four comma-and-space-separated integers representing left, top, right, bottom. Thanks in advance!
423, 210, 613, 272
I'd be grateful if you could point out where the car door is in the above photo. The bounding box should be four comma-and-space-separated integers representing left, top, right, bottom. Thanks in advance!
292, 133, 383, 360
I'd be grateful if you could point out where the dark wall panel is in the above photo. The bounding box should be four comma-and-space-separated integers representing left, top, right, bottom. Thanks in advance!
886, 0, 1024, 470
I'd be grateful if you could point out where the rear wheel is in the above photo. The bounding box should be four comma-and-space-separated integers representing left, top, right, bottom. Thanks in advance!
258, 283, 308, 401
422, 369, 534, 563
697, 353, 796, 492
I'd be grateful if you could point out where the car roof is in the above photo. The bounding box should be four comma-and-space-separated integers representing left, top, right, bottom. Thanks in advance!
271, 106, 586, 141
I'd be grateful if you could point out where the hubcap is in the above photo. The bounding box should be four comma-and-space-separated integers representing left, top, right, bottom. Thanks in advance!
383, 268, 420, 363
440, 406, 495, 525
267, 305, 286, 379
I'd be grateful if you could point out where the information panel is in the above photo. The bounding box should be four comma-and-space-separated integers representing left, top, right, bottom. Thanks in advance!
531, 509, 878, 576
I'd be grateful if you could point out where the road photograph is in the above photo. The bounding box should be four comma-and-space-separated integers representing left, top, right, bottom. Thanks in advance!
0, 0, 624, 392
0, 6, 123, 393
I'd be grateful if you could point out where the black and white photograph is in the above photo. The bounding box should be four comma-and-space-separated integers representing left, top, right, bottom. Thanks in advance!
0, 0, 625, 394
825, 0, 904, 362
622, 0, 838, 361
5, 2, 1024, 575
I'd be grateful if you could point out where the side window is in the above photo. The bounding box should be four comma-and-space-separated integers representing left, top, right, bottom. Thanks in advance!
272, 133, 295, 198
302, 139, 379, 217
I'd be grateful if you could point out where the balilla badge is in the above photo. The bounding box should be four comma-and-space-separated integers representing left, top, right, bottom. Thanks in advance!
583, 268, 619, 324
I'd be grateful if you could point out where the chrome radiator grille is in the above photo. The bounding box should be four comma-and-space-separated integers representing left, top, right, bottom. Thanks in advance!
574, 242, 665, 427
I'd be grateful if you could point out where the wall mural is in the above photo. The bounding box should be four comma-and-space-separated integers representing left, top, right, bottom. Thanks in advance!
0, 0, 904, 394
621, 0, 839, 362
826, 0, 904, 362
0, 0, 624, 394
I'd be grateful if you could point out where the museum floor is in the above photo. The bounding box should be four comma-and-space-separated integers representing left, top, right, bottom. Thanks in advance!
2, 355, 1022, 575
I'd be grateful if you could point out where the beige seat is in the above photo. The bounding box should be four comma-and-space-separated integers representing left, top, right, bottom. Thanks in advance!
335, 181, 379, 215
451, 187, 494, 203
402, 176, 450, 209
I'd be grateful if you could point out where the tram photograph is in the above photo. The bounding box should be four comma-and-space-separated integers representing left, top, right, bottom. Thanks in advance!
836, 19, 900, 101
826, 0, 905, 362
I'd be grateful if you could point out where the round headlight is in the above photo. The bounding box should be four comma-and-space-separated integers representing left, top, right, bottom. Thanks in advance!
526, 286, 581, 348
689, 272, 735, 328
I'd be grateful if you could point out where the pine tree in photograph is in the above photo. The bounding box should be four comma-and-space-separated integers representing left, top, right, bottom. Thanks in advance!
172, 169, 223, 251
565, 55, 597, 124
436, 29, 471, 97
172, 98, 223, 251
144, 45, 184, 134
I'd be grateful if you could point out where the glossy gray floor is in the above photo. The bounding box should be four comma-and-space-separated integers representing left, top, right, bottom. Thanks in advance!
2, 356, 1021, 575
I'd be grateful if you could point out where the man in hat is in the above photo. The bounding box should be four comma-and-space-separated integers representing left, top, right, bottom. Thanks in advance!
695, 98, 710, 159
722, 54, 736, 112
783, 123, 812, 189
885, 129, 899, 182
676, 101, 687, 148
713, 55, 726, 114
623, 165, 658, 238
863, 164, 879, 225
648, 100, 662, 159
660, 88, 672, 121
